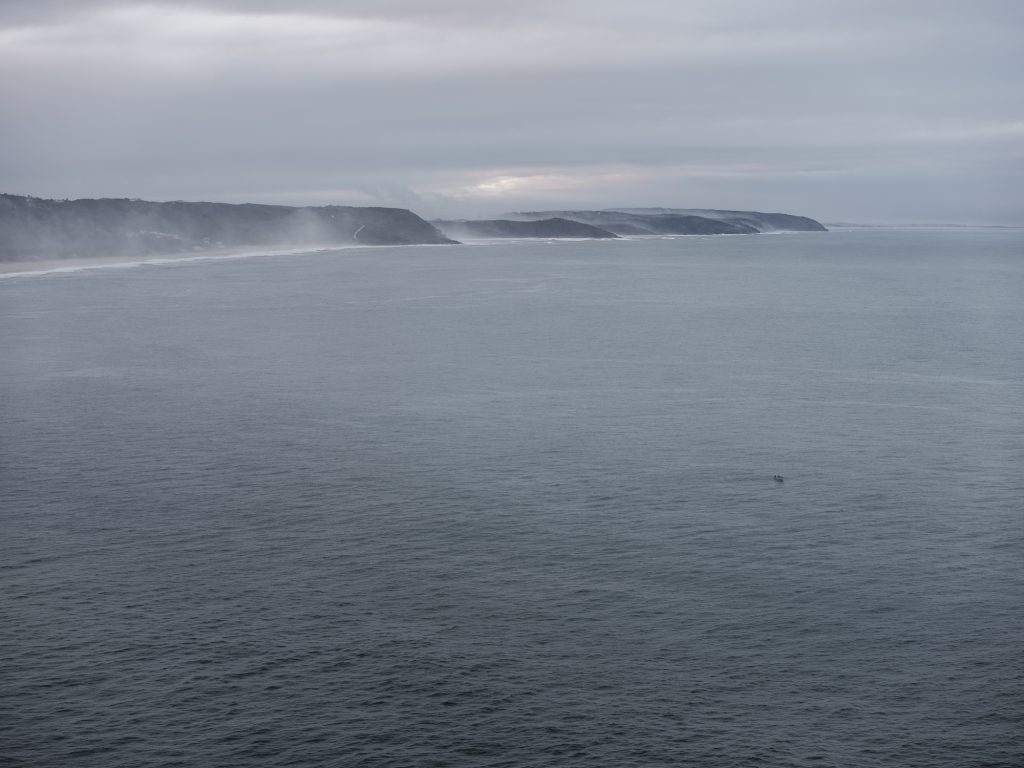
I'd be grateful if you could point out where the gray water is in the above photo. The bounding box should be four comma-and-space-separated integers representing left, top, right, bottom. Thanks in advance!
1, 230, 1022, 767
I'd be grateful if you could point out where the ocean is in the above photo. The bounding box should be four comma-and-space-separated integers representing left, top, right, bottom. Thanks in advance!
1, 229, 1022, 767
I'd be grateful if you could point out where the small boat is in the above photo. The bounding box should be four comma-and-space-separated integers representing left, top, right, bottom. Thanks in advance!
772, 474, 784, 482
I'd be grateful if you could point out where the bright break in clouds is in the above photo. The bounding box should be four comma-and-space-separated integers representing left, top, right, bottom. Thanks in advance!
1, 0, 1022, 224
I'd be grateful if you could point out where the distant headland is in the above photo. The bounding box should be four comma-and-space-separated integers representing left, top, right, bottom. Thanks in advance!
0, 194, 826, 263
434, 208, 827, 240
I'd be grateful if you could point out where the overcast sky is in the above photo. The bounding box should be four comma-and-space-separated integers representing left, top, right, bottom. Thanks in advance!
1, 0, 1021, 224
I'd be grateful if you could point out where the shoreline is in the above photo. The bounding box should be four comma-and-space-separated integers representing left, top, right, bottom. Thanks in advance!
0, 232, 836, 279
0, 240, 469, 279
0, 244, 357, 279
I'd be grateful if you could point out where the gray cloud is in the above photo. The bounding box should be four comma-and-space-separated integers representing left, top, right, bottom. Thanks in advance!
1, 0, 1021, 223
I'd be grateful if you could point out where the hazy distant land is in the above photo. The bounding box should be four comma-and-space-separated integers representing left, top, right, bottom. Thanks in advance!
435, 209, 826, 240
0, 194, 827, 266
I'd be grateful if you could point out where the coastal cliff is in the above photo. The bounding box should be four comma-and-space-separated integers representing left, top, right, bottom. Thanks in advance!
508, 209, 827, 235
610, 208, 829, 232
0, 194, 456, 262
0, 194, 828, 262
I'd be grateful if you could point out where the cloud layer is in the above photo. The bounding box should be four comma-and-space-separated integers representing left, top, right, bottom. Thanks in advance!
2, 0, 1021, 223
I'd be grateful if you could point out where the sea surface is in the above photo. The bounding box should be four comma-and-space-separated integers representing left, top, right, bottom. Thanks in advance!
1, 230, 1022, 767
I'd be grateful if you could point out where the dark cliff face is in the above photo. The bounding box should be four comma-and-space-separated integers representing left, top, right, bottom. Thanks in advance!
432, 217, 619, 240
511, 208, 827, 235
511, 210, 758, 235
609, 208, 829, 232
0, 194, 456, 261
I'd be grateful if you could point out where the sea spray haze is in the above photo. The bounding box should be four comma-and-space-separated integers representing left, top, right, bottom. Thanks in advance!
0, 195, 825, 266
1, 229, 1022, 767
0, 194, 455, 262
